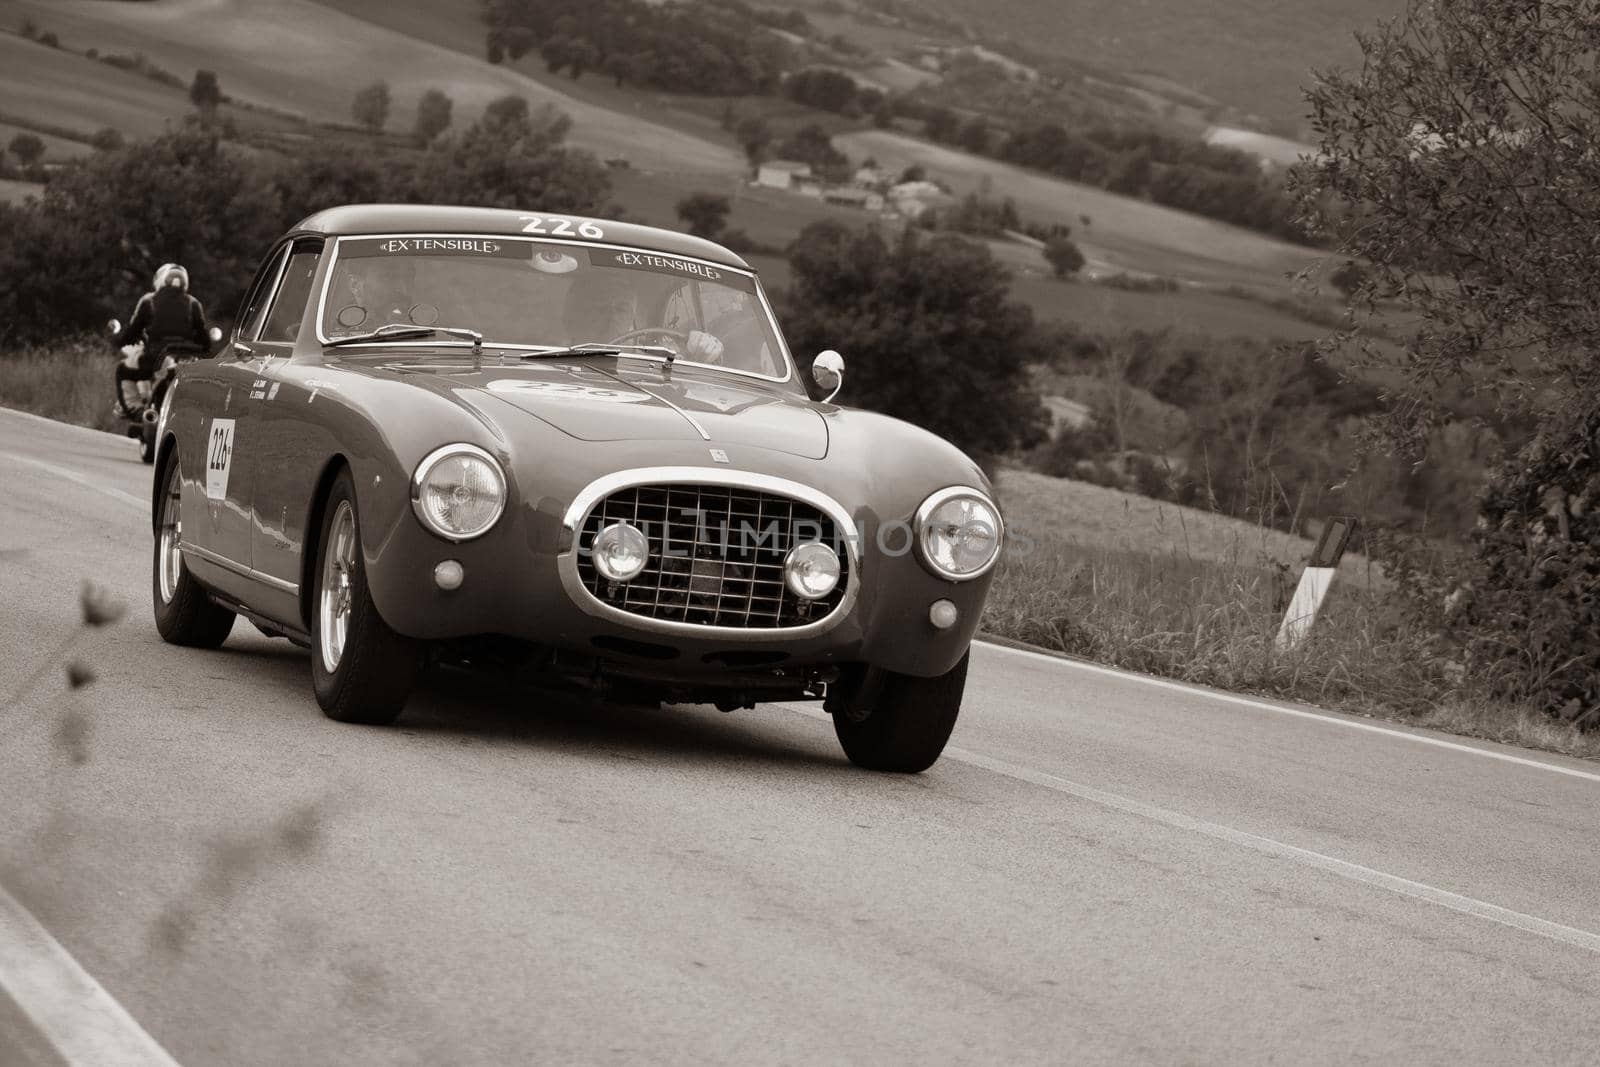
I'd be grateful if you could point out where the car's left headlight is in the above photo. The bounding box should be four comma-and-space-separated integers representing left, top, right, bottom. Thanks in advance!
914, 487, 1003, 581
411, 443, 507, 542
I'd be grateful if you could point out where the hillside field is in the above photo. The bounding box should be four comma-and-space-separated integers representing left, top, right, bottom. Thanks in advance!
0, 0, 738, 172
778, 0, 1402, 135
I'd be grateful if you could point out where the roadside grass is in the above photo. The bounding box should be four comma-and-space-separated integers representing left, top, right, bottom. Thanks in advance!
988, 469, 1600, 760
0, 339, 121, 434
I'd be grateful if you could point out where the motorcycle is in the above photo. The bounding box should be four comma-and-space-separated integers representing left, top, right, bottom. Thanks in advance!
107, 318, 224, 464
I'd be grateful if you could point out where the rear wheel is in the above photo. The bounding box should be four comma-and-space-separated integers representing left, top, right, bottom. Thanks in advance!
831, 652, 969, 773
310, 469, 421, 725
152, 451, 235, 648
139, 426, 155, 464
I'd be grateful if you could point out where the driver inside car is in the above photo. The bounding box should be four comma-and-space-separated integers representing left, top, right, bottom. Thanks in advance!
561, 270, 724, 363
338, 256, 424, 330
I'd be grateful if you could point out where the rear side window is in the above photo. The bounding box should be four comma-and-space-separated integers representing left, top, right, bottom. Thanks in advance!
259, 242, 324, 343
237, 244, 290, 342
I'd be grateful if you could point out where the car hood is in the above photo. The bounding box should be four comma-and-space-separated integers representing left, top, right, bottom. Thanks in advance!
377, 357, 829, 460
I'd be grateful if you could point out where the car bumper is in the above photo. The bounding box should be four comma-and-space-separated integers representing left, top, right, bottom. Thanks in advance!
363, 493, 990, 682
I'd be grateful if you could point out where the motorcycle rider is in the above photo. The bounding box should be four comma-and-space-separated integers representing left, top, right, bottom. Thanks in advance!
113, 263, 211, 416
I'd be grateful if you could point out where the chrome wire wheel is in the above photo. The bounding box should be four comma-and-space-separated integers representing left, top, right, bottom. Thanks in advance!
157, 464, 184, 605
318, 500, 357, 673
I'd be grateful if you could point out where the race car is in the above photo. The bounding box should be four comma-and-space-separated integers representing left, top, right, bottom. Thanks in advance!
150, 204, 1004, 772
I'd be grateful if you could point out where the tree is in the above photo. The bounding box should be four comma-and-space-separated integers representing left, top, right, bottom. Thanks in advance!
408, 101, 609, 213
0, 128, 282, 348
7, 133, 45, 169
90, 127, 126, 152
734, 115, 772, 170
675, 192, 731, 239
1043, 235, 1085, 278
1294, 0, 1600, 716
781, 222, 1047, 458
776, 124, 847, 174
413, 88, 453, 145
352, 81, 391, 133
784, 68, 859, 114
923, 107, 959, 143
189, 69, 222, 115
483, 94, 530, 130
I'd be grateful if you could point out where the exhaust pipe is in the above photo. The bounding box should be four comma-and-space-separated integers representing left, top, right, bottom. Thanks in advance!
143, 407, 159, 425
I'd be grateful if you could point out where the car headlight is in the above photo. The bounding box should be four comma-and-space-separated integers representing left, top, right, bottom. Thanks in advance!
411, 444, 506, 542
784, 542, 841, 600
592, 521, 650, 582
914, 487, 1003, 581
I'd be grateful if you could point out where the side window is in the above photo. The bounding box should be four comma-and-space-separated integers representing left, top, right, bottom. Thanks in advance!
236, 244, 291, 343
258, 242, 324, 343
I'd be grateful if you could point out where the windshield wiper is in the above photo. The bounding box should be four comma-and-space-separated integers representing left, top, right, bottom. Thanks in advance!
522, 342, 678, 362
325, 323, 484, 349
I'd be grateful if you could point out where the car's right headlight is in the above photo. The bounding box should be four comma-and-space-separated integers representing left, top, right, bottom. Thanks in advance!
914, 487, 1003, 581
411, 443, 507, 542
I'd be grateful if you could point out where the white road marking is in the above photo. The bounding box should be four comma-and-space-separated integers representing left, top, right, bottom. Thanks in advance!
784, 704, 1600, 956
946, 744, 1600, 956
977, 640, 1600, 785
1, 453, 146, 512
0, 884, 181, 1066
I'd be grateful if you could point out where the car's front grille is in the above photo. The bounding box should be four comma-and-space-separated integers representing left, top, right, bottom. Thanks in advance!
574, 483, 850, 629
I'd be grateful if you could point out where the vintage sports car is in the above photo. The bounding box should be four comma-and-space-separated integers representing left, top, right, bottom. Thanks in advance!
151, 205, 1003, 772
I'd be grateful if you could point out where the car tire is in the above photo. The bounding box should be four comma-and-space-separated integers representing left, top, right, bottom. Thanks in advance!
139, 427, 155, 465
310, 468, 421, 725
152, 450, 236, 648
831, 651, 969, 773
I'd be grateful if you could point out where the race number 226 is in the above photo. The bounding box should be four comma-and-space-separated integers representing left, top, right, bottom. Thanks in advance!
520, 215, 604, 239
205, 418, 235, 501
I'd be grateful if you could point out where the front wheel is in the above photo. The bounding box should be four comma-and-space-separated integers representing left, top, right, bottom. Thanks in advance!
310, 469, 421, 725
830, 652, 969, 773
152, 451, 236, 647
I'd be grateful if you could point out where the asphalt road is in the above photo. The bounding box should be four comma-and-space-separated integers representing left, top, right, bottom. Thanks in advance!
2, 407, 1598, 1065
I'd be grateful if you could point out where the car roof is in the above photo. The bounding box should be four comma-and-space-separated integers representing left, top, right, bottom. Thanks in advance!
289, 204, 752, 270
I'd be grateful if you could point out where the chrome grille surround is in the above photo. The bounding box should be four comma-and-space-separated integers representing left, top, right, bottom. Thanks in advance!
558, 468, 859, 639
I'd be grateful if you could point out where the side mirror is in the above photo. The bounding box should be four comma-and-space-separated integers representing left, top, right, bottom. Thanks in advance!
812, 350, 844, 403
207, 326, 223, 343
106, 318, 122, 335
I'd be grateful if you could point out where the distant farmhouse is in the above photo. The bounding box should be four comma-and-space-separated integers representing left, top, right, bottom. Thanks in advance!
752, 160, 942, 219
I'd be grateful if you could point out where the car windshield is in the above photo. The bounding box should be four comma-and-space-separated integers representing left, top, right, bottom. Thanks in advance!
318, 235, 790, 379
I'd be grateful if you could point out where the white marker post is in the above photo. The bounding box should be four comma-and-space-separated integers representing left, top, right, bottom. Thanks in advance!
1275, 517, 1357, 653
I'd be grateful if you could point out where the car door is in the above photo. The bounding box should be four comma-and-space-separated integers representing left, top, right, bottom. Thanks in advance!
248, 238, 324, 604
180, 242, 288, 594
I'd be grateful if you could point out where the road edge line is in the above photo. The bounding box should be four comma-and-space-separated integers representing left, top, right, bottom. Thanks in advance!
975, 639, 1600, 785
0, 406, 131, 444
0, 883, 181, 1066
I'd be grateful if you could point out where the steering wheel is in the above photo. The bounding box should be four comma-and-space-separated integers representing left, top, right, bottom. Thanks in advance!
609, 327, 689, 347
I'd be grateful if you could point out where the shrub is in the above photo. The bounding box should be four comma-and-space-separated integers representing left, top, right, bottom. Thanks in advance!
413, 88, 453, 145
7, 133, 45, 168
351, 81, 391, 133
675, 191, 730, 240
1043, 235, 1085, 277
189, 70, 222, 114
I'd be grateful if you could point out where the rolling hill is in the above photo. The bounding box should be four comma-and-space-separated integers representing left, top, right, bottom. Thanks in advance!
0, 0, 739, 173
810, 0, 1404, 136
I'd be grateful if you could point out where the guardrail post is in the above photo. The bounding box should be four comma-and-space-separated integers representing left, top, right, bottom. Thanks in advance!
1275, 516, 1358, 653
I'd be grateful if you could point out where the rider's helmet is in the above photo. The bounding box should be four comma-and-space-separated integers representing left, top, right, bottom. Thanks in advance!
153, 263, 189, 292
562, 269, 639, 343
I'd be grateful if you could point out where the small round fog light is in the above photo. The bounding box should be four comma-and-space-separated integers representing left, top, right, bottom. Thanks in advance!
929, 599, 959, 630
593, 522, 649, 582
434, 560, 464, 591
784, 542, 841, 600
